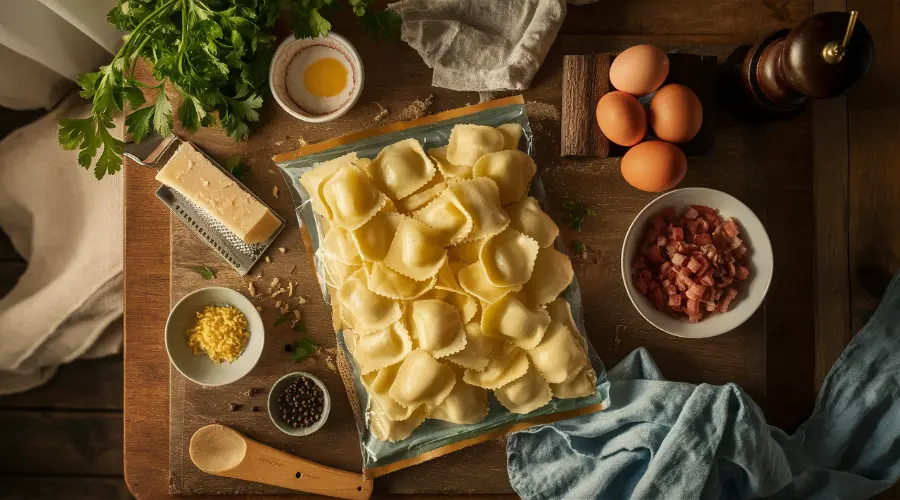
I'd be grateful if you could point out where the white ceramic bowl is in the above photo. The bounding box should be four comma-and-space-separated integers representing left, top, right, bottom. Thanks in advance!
269, 33, 364, 123
620, 187, 774, 338
165, 287, 264, 386
267, 372, 332, 437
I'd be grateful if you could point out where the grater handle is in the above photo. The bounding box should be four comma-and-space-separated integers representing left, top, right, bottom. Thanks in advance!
123, 133, 179, 170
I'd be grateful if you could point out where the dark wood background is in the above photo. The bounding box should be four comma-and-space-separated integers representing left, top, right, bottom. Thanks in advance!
2, 0, 900, 498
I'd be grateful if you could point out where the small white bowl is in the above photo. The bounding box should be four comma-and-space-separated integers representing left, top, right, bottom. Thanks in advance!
269, 33, 364, 123
268, 372, 332, 436
165, 287, 264, 386
621, 187, 774, 339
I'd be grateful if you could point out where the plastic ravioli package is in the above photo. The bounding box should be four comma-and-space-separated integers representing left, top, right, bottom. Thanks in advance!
274, 96, 610, 478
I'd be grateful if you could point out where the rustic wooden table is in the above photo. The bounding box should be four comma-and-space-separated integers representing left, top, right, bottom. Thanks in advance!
121, 0, 900, 498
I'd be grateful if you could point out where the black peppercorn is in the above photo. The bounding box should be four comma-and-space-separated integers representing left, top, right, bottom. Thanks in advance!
276, 376, 326, 429
251, 406, 259, 412
229, 403, 241, 411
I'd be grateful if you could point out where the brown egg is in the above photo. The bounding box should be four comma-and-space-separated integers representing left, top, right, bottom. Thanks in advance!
649, 84, 703, 143
620, 141, 687, 192
595, 91, 647, 146
609, 45, 670, 97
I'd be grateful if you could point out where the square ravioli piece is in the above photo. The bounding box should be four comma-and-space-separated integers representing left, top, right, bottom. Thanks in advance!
505, 196, 560, 248
388, 349, 457, 407
413, 190, 474, 245
338, 269, 403, 333
481, 294, 551, 350
384, 217, 448, 281
408, 299, 467, 359
345, 322, 413, 375
300, 152, 358, 217
429, 146, 473, 179
472, 149, 536, 205
447, 124, 506, 166
479, 229, 540, 287
447, 177, 510, 242
364, 138, 437, 200
320, 163, 387, 230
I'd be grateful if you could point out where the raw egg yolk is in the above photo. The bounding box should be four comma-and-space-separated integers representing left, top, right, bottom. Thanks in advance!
303, 58, 347, 97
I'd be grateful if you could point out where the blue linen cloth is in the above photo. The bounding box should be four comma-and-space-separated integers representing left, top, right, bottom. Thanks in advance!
508, 273, 900, 499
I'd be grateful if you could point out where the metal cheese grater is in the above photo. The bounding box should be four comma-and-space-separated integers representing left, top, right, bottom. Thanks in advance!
124, 134, 285, 276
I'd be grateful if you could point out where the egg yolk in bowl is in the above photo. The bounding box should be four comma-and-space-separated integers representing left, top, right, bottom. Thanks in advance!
285, 45, 356, 116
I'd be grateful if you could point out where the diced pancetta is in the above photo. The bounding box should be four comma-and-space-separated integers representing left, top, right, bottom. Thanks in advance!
632, 205, 751, 324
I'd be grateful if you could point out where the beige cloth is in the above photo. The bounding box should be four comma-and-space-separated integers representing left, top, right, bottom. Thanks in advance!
389, 0, 567, 92
0, 92, 123, 394
0, 0, 120, 109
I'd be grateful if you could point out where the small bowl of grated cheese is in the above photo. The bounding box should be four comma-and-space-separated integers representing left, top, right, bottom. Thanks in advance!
165, 287, 264, 387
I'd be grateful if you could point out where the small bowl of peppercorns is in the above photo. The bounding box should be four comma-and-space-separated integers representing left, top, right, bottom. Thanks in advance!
268, 372, 331, 436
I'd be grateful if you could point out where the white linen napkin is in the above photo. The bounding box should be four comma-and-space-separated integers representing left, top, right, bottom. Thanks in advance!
388, 0, 568, 92
0, 92, 122, 394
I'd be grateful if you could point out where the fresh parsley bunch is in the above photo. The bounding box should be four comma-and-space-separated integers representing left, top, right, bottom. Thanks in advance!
58, 0, 399, 180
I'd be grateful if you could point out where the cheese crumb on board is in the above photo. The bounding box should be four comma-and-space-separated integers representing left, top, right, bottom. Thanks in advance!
278, 247, 287, 254
186, 305, 250, 363
298, 295, 307, 305
288, 282, 294, 297
272, 186, 280, 199
265, 256, 271, 264
248, 282, 256, 297
293, 309, 302, 321
155, 142, 279, 244
280, 303, 290, 314
275, 300, 283, 308
270, 277, 280, 292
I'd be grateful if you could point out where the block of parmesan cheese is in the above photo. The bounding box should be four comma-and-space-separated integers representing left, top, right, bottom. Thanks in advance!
156, 142, 280, 244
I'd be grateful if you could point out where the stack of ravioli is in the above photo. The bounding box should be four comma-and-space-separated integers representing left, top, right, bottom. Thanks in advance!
301, 123, 598, 443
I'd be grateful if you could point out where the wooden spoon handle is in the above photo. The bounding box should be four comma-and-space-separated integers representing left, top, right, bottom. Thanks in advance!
237, 439, 373, 499
190, 425, 372, 499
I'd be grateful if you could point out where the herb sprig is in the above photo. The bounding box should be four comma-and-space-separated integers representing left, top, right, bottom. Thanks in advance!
561, 198, 597, 232
290, 338, 319, 362
59, 0, 400, 179
189, 265, 215, 279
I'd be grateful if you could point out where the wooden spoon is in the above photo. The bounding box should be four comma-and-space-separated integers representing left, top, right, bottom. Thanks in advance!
190, 424, 373, 499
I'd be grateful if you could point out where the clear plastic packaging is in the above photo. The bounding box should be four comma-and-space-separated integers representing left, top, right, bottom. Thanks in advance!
274, 96, 610, 477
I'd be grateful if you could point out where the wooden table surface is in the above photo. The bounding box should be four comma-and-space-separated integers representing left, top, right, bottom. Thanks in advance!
123, 0, 900, 498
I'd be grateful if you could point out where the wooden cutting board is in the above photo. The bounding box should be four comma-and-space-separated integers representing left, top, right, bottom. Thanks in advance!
167, 158, 510, 495
167, 34, 816, 495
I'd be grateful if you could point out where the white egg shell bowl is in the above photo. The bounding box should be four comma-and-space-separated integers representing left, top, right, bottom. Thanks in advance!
269, 32, 364, 123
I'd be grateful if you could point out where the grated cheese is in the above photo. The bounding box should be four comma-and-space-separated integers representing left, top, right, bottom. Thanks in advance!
186, 305, 250, 364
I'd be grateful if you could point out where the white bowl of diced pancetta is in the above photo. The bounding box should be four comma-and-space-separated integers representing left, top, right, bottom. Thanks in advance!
621, 187, 773, 339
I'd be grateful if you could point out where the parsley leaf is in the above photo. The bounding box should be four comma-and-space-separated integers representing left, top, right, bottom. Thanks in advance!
562, 198, 597, 232
571, 239, 586, 255
124, 105, 155, 142
274, 315, 292, 327
189, 265, 215, 279
122, 85, 146, 109
152, 90, 173, 138
293, 322, 306, 333
223, 156, 250, 179
291, 338, 319, 362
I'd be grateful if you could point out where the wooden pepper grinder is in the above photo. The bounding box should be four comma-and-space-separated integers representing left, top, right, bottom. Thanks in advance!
738, 11, 873, 117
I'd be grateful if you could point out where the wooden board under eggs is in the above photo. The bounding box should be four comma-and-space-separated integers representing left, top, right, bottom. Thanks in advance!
561, 52, 717, 157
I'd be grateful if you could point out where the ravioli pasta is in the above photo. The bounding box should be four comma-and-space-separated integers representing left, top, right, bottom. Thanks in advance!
346, 322, 412, 375
472, 150, 536, 205
364, 138, 436, 200
505, 196, 560, 248
305, 123, 597, 442
480, 294, 551, 350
